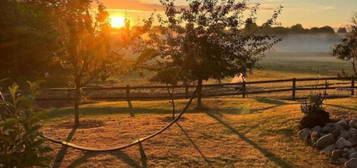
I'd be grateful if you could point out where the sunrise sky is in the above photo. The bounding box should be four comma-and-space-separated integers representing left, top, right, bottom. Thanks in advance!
103, 0, 357, 28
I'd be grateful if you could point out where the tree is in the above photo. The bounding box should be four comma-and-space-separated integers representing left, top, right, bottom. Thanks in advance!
310, 26, 335, 34
150, 65, 185, 118
337, 27, 348, 34
333, 15, 357, 77
0, 82, 52, 167
0, 0, 59, 86
290, 24, 305, 33
245, 18, 258, 31
52, 1, 113, 126
142, 0, 281, 108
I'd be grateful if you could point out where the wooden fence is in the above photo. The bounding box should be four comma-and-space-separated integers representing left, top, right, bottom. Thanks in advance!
37, 77, 356, 102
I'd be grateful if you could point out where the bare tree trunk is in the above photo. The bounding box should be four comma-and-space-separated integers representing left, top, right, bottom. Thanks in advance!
197, 79, 203, 109
74, 78, 81, 127
166, 84, 176, 119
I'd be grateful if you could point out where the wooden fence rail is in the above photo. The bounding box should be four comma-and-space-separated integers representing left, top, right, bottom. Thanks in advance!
36, 77, 356, 102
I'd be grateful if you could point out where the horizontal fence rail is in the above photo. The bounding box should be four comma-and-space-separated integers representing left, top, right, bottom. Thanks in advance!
35, 77, 356, 102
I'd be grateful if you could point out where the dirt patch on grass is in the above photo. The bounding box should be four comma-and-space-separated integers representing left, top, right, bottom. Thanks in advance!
55, 120, 105, 129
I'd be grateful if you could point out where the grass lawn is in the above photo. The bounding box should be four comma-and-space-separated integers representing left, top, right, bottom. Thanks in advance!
41, 97, 357, 168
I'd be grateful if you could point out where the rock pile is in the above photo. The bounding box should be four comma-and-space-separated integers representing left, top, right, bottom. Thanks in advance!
299, 119, 357, 168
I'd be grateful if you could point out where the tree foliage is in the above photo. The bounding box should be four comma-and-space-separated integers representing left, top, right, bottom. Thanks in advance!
141, 0, 282, 107
0, 0, 59, 86
40, 0, 115, 125
263, 24, 335, 35
333, 14, 357, 77
0, 82, 51, 167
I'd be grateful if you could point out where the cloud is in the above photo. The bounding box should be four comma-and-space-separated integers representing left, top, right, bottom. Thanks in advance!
103, 0, 278, 11
102, 0, 163, 11
322, 6, 336, 10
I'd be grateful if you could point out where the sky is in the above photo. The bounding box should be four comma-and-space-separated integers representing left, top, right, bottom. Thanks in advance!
102, 0, 357, 28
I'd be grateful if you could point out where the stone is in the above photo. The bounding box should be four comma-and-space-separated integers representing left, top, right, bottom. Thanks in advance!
350, 128, 357, 137
331, 125, 344, 137
348, 148, 356, 154
350, 120, 357, 129
298, 128, 311, 144
320, 144, 335, 155
336, 137, 353, 149
341, 130, 351, 139
349, 136, 357, 146
331, 149, 343, 160
349, 152, 357, 159
336, 119, 349, 129
322, 123, 334, 133
312, 125, 322, 132
345, 158, 357, 168
338, 158, 348, 164
315, 133, 336, 149
311, 131, 320, 144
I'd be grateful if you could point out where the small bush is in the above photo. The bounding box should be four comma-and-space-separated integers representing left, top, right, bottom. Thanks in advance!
300, 94, 330, 129
0, 82, 51, 167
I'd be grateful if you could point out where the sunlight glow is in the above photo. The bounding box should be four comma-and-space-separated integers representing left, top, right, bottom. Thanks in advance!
110, 16, 126, 28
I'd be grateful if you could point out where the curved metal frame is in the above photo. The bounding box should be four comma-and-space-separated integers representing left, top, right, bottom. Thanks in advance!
41, 88, 198, 152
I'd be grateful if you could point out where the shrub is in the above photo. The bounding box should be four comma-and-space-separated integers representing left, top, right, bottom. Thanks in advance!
300, 94, 330, 129
0, 82, 51, 167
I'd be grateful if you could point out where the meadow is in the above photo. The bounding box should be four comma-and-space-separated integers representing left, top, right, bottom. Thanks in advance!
40, 50, 357, 168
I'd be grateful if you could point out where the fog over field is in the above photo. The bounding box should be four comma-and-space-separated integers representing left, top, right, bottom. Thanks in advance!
272, 34, 343, 53
257, 33, 351, 77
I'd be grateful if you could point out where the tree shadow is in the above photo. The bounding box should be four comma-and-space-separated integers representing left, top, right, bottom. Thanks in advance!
251, 98, 297, 113
176, 123, 211, 166
206, 112, 298, 168
255, 98, 288, 105
326, 104, 357, 112
53, 126, 77, 168
45, 104, 204, 120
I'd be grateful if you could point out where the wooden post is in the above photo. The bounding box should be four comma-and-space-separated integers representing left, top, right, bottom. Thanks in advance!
352, 77, 355, 96
185, 85, 189, 99
292, 78, 296, 100
242, 80, 246, 98
126, 85, 134, 116
324, 80, 328, 97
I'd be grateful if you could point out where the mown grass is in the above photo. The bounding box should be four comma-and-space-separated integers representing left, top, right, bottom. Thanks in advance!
41, 97, 357, 168
39, 51, 356, 167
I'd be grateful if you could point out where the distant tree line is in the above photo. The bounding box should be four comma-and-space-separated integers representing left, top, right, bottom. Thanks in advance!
245, 21, 345, 35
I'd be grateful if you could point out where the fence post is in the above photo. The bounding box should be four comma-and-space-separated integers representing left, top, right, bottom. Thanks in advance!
242, 80, 246, 98
352, 77, 355, 96
324, 80, 329, 97
292, 78, 296, 100
126, 85, 133, 109
185, 85, 189, 99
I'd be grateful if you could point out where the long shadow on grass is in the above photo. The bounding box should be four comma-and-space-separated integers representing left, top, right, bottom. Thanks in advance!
176, 123, 211, 166
46, 107, 175, 120
53, 126, 77, 168
206, 112, 298, 168
67, 150, 145, 168
326, 104, 357, 112
251, 98, 298, 114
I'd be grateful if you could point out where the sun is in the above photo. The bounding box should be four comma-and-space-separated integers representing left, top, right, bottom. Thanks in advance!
110, 16, 126, 28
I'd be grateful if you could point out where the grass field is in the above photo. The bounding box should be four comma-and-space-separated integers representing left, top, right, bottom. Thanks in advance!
38, 50, 357, 167
257, 52, 351, 77
41, 97, 357, 168
104, 51, 352, 86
